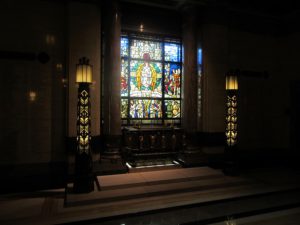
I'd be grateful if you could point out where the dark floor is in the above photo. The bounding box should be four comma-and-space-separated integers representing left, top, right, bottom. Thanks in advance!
1, 166, 300, 225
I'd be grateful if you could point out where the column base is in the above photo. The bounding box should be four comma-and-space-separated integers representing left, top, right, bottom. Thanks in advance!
73, 153, 94, 193
73, 175, 94, 193
223, 146, 239, 176
222, 161, 239, 176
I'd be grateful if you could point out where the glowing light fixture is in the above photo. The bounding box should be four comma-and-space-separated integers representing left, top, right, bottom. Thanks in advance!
56, 63, 63, 72
29, 91, 37, 102
62, 78, 68, 88
225, 72, 238, 146
226, 74, 238, 90
76, 57, 92, 83
46, 34, 56, 45
223, 71, 239, 176
73, 57, 94, 193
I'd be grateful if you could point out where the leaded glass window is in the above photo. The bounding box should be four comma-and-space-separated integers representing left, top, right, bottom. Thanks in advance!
197, 48, 202, 120
121, 33, 182, 125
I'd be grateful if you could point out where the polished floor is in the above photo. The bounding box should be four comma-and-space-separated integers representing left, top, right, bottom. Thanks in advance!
1, 166, 300, 225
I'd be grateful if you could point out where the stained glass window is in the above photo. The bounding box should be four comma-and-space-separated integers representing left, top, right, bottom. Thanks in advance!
130, 40, 162, 60
164, 63, 181, 98
164, 43, 181, 62
129, 99, 162, 119
197, 48, 203, 123
121, 99, 128, 118
164, 100, 180, 118
198, 48, 202, 65
121, 37, 129, 57
121, 59, 129, 96
130, 60, 162, 97
121, 33, 182, 125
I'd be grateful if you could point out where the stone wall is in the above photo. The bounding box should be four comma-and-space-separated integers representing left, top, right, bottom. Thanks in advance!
0, 0, 66, 165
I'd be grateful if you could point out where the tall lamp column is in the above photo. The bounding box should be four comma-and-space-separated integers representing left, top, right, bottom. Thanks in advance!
73, 57, 94, 193
223, 71, 239, 175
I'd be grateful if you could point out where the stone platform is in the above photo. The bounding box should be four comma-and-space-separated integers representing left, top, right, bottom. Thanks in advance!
1, 167, 300, 225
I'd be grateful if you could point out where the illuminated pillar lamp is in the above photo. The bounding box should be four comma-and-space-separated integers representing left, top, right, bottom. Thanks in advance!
225, 72, 238, 147
224, 71, 239, 176
73, 57, 94, 193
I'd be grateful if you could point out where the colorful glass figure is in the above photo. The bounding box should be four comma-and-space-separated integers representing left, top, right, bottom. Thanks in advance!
121, 59, 129, 96
129, 99, 162, 119
130, 55, 162, 97
121, 99, 128, 118
165, 100, 180, 118
164, 63, 181, 98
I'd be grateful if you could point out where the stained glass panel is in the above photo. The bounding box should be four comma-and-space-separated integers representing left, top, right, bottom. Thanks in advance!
129, 99, 162, 119
164, 43, 181, 62
197, 48, 202, 119
130, 40, 162, 60
164, 63, 181, 98
164, 100, 180, 118
121, 37, 129, 57
130, 60, 162, 97
198, 48, 202, 65
121, 59, 129, 96
120, 34, 182, 124
121, 99, 128, 118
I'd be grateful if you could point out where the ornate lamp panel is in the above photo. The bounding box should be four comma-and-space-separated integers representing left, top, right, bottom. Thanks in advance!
226, 93, 237, 147
77, 87, 91, 154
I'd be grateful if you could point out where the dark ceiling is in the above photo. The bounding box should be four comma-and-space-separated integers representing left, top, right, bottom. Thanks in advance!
120, 0, 300, 17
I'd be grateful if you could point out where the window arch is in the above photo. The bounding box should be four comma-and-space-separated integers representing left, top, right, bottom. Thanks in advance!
120, 32, 182, 125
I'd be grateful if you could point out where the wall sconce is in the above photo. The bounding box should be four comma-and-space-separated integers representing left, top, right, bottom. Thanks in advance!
45, 34, 56, 45
76, 58, 92, 83
28, 91, 37, 102
56, 63, 63, 72
61, 78, 68, 88
73, 57, 94, 193
139, 23, 144, 32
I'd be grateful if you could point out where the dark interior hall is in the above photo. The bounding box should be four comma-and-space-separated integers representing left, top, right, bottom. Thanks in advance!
0, 0, 300, 224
